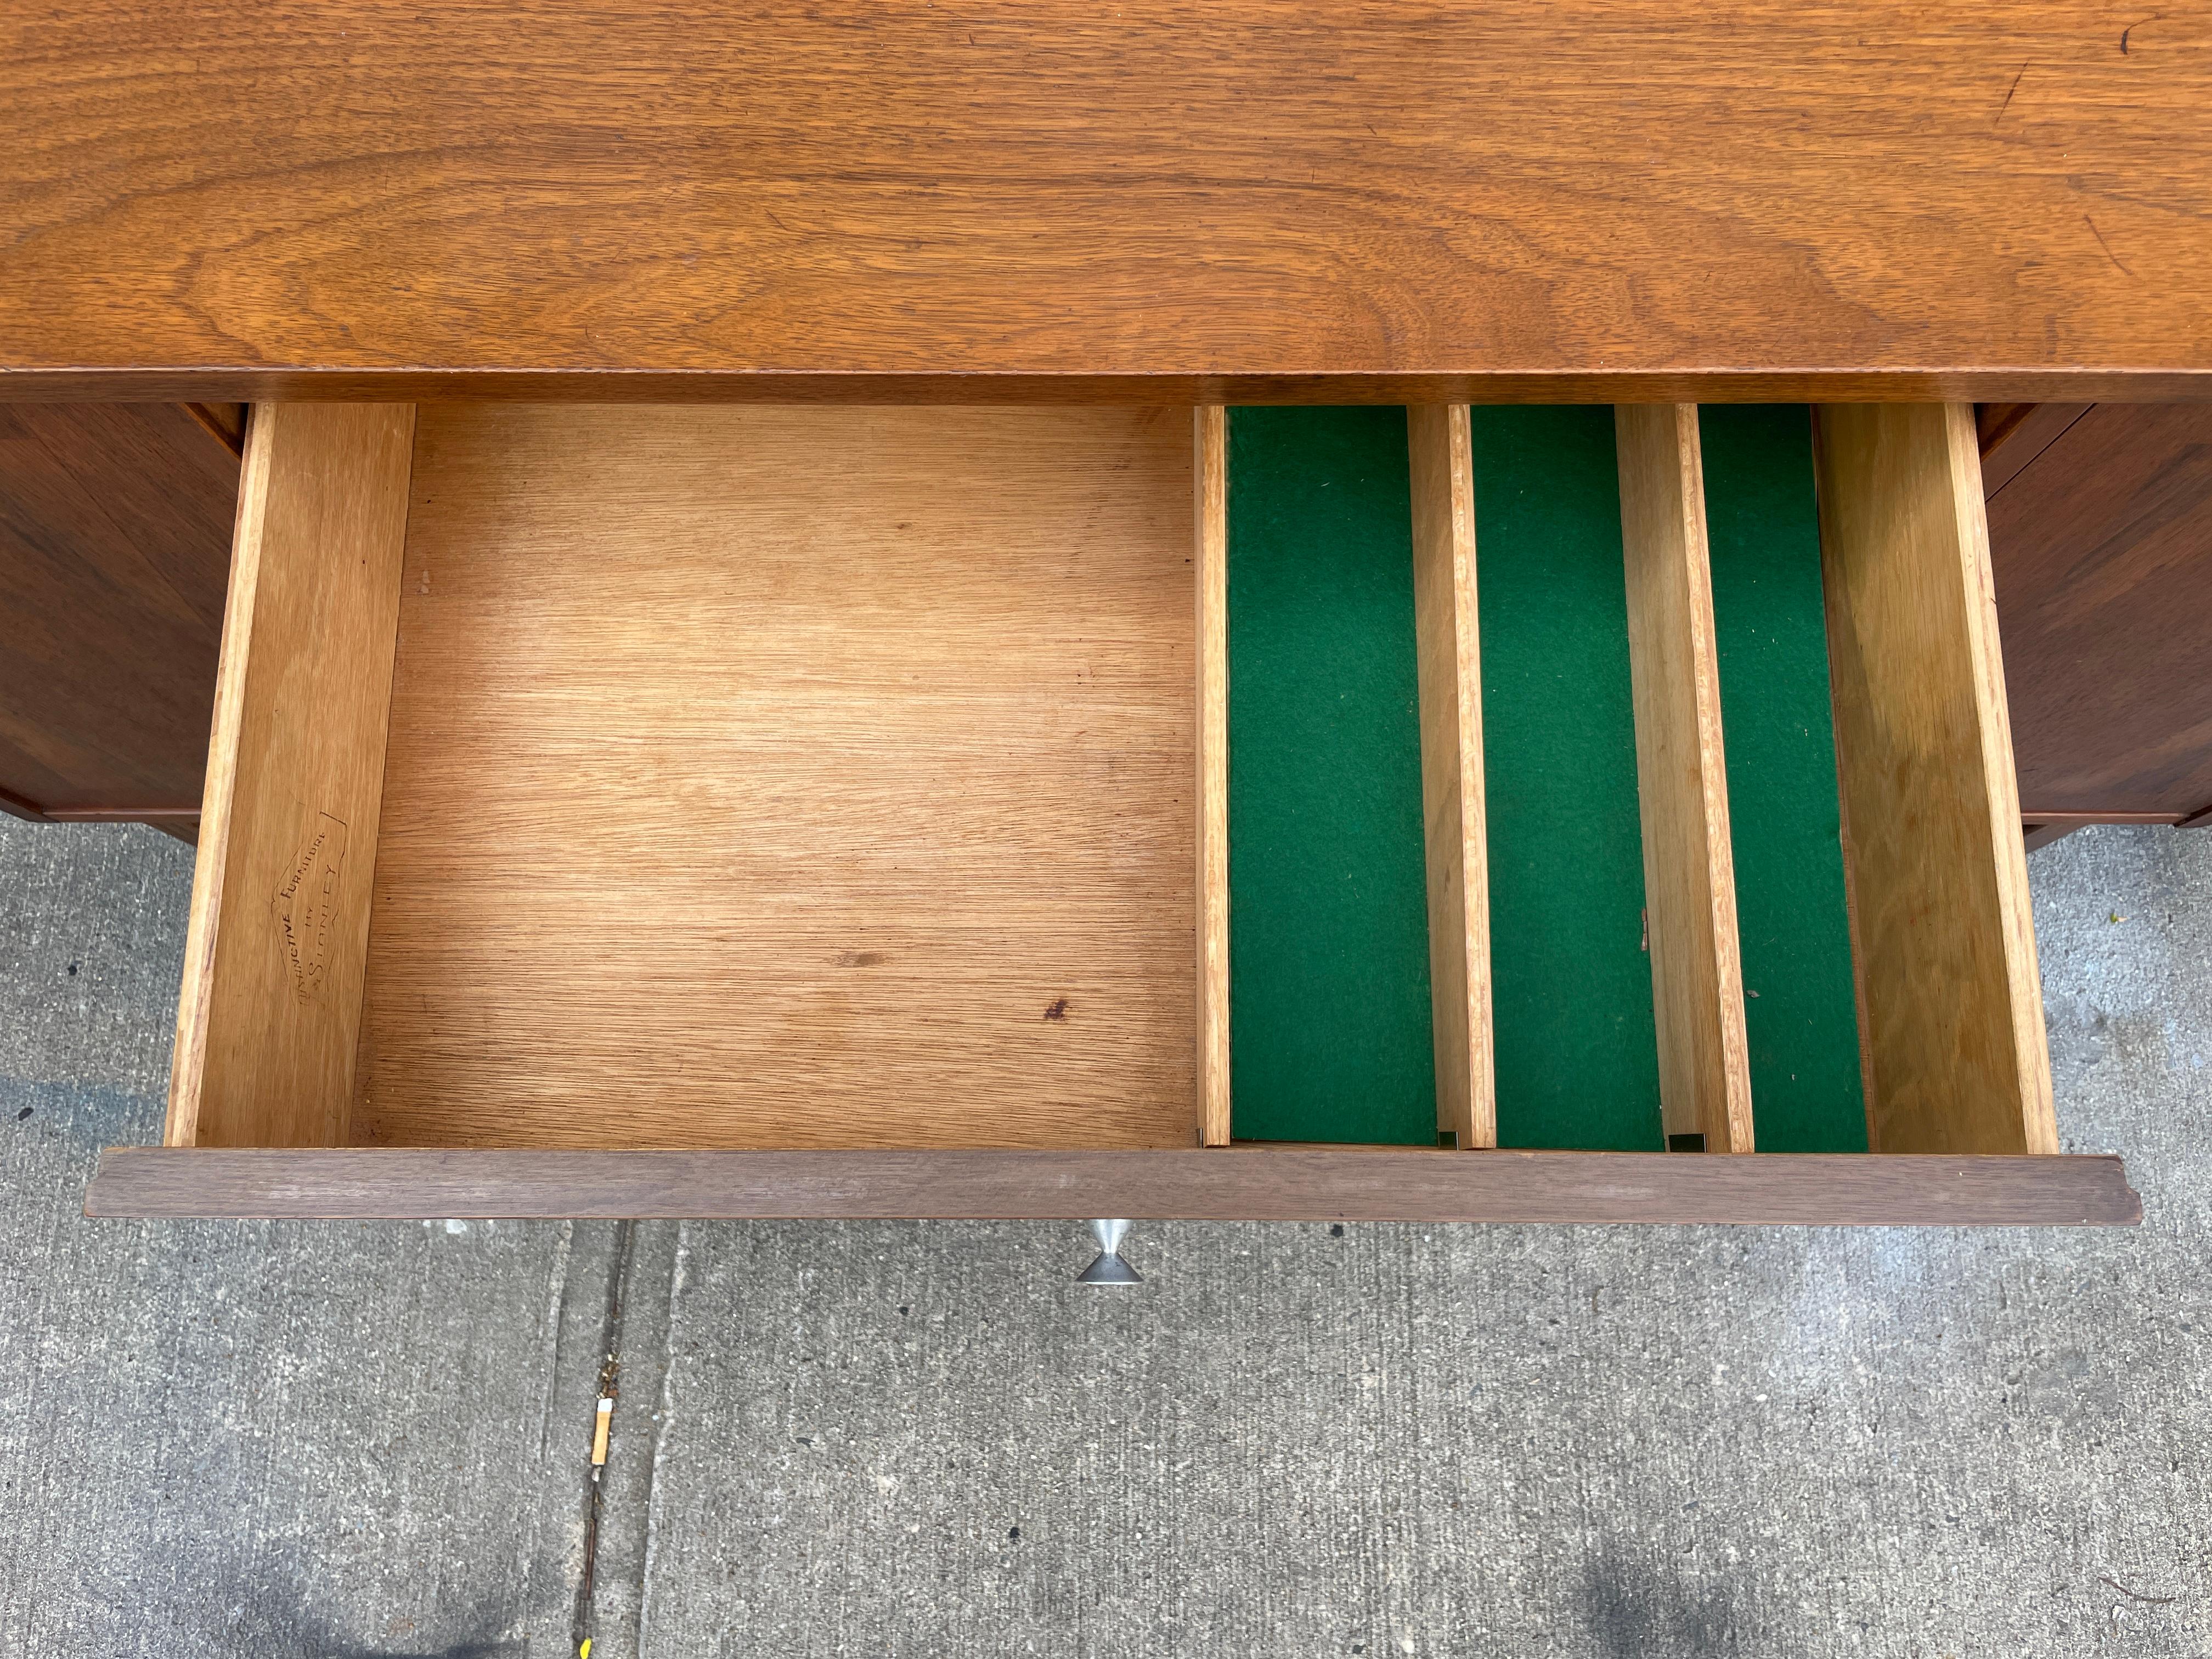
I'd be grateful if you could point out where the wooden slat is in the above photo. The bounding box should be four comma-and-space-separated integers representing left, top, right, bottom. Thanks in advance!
1814, 403, 2057, 1155
5, 4, 2210, 400
41, 807, 203, 843
2018, 810, 2186, 828
1406, 405, 1493, 1149
36, 806, 202, 823
1194, 406, 1232, 1147
1614, 404, 1754, 1153
165, 403, 416, 1149
0, 785, 48, 822
86, 1147, 2142, 1226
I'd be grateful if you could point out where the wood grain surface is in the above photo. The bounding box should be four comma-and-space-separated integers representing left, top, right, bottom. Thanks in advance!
352, 405, 1197, 1150
86, 1147, 2143, 1226
167, 403, 417, 1149
4, 4, 2209, 400
0, 403, 237, 816
1616, 405, 1755, 1153
2021, 810, 2191, 830
1814, 404, 2056, 1156
1407, 404, 1493, 1149
1193, 407, 1231, 1147
1985, 403, 2212, 816
1977, 403, 2094, 498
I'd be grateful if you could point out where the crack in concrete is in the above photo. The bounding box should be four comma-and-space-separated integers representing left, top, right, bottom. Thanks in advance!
564, 1220, 685, 1657
630, 1222, 689, 1657
570, 1219, 636, 1657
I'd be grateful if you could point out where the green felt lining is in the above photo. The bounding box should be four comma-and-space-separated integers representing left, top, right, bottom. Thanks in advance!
1224, 408, 1437, 1144
1700, 406, 1868, 1153
1470, 408, 1663, 1150
1222, 405, 1866, 1154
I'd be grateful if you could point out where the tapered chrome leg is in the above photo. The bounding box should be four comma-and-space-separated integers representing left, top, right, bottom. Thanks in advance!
1076, 1218, 1142, 1285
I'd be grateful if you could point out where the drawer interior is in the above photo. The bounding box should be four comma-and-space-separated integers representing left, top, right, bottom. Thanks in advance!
363, 404, 1199, 1149
163, 399, 2055, 1165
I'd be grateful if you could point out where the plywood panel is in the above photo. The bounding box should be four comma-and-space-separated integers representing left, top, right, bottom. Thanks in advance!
353, 405, 1196, 1150
1814, 403, 2056, 1156
1615, 404, 1754, 1153
7, 5, 2210, 399
1407, 404, 1493, 1149
167, 403, 416, 1149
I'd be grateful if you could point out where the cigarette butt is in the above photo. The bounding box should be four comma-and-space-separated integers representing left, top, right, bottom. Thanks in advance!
591, 1396, 614, 1466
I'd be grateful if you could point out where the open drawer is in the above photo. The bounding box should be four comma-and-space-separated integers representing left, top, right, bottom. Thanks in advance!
88, 402, 2138, 1224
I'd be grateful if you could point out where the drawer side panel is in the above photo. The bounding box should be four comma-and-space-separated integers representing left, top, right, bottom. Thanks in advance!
166, 403, 415, 1149
1814, 404, 2056, 1155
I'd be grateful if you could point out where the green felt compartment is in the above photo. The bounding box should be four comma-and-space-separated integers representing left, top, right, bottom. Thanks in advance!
1699, 405, 1869, 1153
1220, 404, 1865, 1155
1469, 407, 1665, 1150
1224, 407, 1437, 1145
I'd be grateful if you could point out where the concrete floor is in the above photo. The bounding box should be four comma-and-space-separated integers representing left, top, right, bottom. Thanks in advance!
1, 817, 2207, 1657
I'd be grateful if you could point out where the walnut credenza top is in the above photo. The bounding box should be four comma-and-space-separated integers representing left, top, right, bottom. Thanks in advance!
3, 2, 2209, 405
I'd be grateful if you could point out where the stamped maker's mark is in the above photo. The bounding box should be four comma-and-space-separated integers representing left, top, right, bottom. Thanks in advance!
275, 811, 349, 1002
